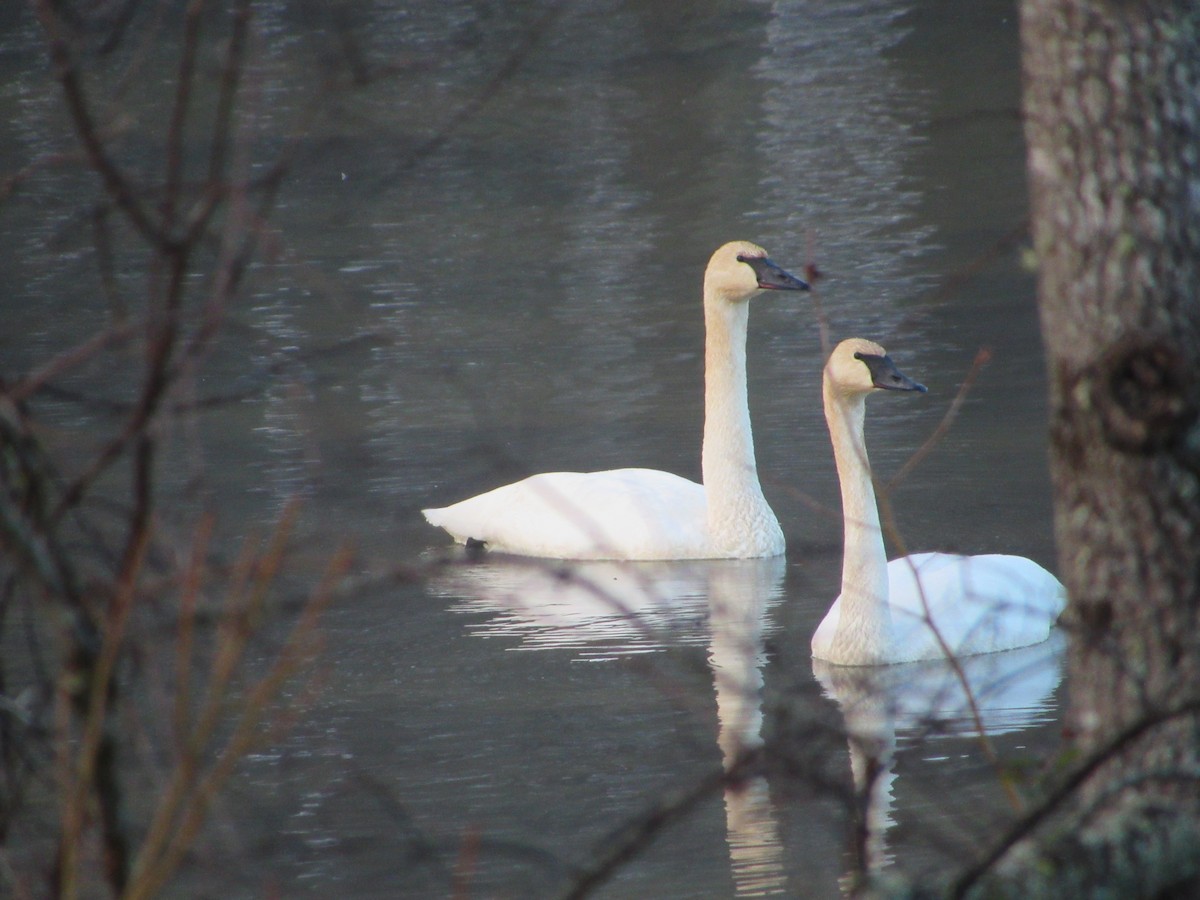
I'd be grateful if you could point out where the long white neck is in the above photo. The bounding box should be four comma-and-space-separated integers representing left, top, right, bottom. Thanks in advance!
824, 381, 893, 655
701, 290, 780, 556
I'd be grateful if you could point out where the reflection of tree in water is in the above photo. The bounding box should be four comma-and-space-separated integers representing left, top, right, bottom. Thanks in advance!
755, 0, 935, 344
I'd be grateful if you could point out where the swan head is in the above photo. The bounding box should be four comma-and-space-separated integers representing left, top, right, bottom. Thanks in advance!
825, 338, 927, 398
705, 241, 809, 303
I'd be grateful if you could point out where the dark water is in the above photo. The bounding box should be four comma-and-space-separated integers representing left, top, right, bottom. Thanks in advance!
1, 1, 1063, 897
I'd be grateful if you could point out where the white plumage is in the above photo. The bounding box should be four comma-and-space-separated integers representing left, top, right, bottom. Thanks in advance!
811, 339, 1066, 666
424, 468, 707, 559
423, 241, 809, 560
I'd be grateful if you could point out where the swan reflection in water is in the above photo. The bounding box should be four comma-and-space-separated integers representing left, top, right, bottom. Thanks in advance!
430, 556, 1065, 896
430, 554, 790, 895
707, 559, 790, 896
437, 556, 716, 659
812, 629, 1066, 886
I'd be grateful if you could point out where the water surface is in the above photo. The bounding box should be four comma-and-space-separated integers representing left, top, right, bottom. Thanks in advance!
1, 1, 1062, 896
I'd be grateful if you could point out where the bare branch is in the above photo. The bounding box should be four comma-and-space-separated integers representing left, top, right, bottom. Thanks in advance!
886, 347, 992, 493
949, 699, 1200, 899
34, 0, 173, 252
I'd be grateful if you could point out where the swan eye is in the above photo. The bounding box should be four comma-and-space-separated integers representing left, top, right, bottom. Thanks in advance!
854, 350, 890, 377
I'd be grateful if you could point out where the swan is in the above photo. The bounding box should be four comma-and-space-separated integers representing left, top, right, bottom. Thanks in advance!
811, 338, 1066, 666
422, 240, 809, 560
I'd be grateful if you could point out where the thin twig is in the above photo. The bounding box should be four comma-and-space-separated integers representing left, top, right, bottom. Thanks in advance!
391, 0, 571, 178
922, 220, 1029, 309
57, 508, 150, 896
126, 538, 344, 900
886, 346, 992, 492
172, 513, 213, 749
207, 0, 253, 189
804, 229, 829, 359
1, 324, 138, 405
34, 0, 171, 252
161, 0, 204, 231
948, 698, 1200, 899
874, 348, 1021, 808
556, 749, 762, 900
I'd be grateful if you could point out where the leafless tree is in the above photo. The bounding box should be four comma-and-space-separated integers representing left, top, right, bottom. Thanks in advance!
2, 3, 337, 897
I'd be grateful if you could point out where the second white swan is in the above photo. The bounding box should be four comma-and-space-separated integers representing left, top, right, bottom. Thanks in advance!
811, 339, 1066, 666
422, 241, 809, 560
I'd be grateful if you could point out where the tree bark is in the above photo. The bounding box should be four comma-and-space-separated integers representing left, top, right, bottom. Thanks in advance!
955, 1, 1200, 895
1023, 0, 1200, 742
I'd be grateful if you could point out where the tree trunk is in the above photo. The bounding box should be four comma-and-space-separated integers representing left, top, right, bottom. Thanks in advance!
957, 1, 1200, 895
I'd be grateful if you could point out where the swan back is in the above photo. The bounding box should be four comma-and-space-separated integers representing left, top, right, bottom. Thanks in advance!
887, 553, 1066, 657
814, 552, 1067, 665
423, 469, 709, 559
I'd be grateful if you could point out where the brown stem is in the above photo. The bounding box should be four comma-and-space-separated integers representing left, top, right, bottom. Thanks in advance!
34, 0, 173, 253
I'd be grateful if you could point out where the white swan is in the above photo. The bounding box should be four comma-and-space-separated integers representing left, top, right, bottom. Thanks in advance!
422, 241, 809, 560
811, 339, 1066, 666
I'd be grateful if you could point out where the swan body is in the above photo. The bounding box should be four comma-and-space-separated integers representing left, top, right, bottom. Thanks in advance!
811, 339, 1066, 666
423, 241, 808, 560
424, 468, 708, 559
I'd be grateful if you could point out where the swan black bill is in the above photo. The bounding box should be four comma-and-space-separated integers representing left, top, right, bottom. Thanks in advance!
854, 351, 927, 393
737, 254, 810, 291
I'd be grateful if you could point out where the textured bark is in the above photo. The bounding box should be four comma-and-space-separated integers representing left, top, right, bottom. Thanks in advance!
964, 1, 1200, 895
1023, 0, 1200, 744
858, 5, 1200, 899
